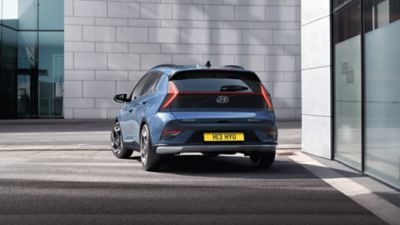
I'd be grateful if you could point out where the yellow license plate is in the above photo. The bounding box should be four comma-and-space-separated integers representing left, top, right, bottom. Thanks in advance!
203, 132, 244, 142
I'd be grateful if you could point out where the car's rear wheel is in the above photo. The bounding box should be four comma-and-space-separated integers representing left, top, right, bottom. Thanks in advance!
249, 151, 275, 169
111, 122, 133, 159
140, 124, 161, 171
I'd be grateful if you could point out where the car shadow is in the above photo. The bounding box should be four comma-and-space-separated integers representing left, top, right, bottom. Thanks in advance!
128, 154, 318, 179
128, 153, 365, 180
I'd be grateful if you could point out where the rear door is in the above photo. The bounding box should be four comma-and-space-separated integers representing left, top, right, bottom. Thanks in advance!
119, 74, 149, 143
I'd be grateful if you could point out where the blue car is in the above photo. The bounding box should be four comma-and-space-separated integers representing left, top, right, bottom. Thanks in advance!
111, 63, 277, 171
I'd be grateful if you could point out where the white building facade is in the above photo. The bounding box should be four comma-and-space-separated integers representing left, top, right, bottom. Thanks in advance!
302, 0, 400, 189
64, 0, 302, 119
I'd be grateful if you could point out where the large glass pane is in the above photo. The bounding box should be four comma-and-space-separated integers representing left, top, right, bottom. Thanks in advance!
38, 0, 63, 30
0, 26, 18, 118
364, 0, 400, 188
333, 0, 362, 170
333, 0, 353, 11
17, 31, 37, 117
38, 32, 63, 118
18, 0, 38, 30
2, 0, 18, 29
0, 0, 64, 119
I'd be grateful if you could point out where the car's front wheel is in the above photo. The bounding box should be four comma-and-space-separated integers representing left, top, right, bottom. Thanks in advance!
249, 151, 275, 169
111, 122, 133, 159
140, 124, 161, 171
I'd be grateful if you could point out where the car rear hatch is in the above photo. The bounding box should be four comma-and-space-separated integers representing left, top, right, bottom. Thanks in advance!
160, 69, 274, 122
157, 70, 277, 144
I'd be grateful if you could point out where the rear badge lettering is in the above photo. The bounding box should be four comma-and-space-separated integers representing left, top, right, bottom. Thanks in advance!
216, 95, 229, 104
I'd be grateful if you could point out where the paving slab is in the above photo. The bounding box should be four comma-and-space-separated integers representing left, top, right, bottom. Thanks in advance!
0, 119, 301, 150
0, 150, 389, 225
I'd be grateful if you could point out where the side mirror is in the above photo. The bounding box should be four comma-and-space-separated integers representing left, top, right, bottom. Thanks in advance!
113, 94, 128, 103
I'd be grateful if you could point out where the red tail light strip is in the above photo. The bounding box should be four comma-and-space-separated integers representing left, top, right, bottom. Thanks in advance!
260, 84, 273, 110
160, 81, 179, 110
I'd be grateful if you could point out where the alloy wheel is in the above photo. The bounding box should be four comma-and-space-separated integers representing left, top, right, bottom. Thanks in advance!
140, 126, 149, 166
111, 125, 122, 155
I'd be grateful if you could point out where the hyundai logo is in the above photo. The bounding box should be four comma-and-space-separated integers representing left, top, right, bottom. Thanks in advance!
216, 95, 229, 104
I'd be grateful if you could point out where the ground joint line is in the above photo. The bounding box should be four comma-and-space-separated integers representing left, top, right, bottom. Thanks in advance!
289, 152, 400, 225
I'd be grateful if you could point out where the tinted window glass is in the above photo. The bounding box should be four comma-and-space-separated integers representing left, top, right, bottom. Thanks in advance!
333, 0, 353, 11
38, 0, 64, 30
364, 0, 400, 188
167, 71, 266, 111
130, 75, 149, 100
172, 72, 260, 93
333, 0, 362, 170
140, 72, 160, 96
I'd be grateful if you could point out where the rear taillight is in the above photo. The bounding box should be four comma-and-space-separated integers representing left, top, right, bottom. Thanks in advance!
160, 81, 179, 110
260, 84, 273, 111
263, 128, 278, 141
160, 129, 182, 140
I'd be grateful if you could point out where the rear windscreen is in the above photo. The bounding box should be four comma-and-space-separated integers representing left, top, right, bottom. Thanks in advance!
168, 71, 266, 111
172, 72, 261, 93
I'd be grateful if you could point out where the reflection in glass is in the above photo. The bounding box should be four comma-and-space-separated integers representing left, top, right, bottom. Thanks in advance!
39, 0, 63, 30
0, 0, 64, 118
0, 26, 18, 118
364, 0, 400, 188
39, 32, 63, 117
333, 0, 362, 170
17, 31, 37, 117
17, 74, 31, 116
18, 0, 37, 30
1, 0, 18, 29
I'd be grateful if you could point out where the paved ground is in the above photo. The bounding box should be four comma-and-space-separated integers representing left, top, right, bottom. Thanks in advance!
0, 120, 393, 225
0, 119, 301, 150
0, 150, 388, 225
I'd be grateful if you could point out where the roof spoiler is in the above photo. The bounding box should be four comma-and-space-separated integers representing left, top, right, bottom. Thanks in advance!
168, 69, 261, 82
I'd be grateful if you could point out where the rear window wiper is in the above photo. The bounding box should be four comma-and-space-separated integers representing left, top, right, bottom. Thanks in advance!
220, 85, 249, 92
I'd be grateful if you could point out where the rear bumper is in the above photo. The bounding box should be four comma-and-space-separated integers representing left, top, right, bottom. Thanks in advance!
155, 144, 276, 154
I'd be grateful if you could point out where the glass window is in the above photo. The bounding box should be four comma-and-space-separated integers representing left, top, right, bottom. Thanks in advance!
131, 74, 150, 100
2, 0, 19, 29
38, 32, 63, 117
38, 0, 63, 30
140, 73, 160, 96
172, 72, 260, 93
333, 0, 353, 11
0, 26, 18, 118
364, 0, 400, 188
0, 0, 64, 119
18, 0, 37, 30
17, 31, 37, 117
333, 0, 362, 170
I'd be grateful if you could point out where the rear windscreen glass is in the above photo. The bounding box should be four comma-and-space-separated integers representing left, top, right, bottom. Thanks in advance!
168, 71, 266, 111
171, 72, 261, 93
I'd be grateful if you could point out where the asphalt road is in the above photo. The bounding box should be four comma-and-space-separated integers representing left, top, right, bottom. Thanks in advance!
0, 150, 388, 225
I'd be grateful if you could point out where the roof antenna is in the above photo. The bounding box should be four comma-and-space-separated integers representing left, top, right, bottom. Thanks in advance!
205, 60, 211, 68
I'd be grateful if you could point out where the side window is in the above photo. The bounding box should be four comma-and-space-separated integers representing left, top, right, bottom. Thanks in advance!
152, 72, 162, 91
130, 74, 149, 100
140, 72, 161, 96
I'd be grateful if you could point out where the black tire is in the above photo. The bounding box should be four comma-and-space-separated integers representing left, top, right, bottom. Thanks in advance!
140, 124, 161, 171
202, 153, 219, 158
111, 122, 133, 159
249, 151, 275, 169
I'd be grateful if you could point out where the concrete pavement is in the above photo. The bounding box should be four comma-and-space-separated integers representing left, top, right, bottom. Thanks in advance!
0, 119, 399, 225
0, 119, 301, 151
0, 150, 388, 225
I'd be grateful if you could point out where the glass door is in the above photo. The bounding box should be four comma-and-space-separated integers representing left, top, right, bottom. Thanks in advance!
364, 0, 400, 188
333, 0, 363, 170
